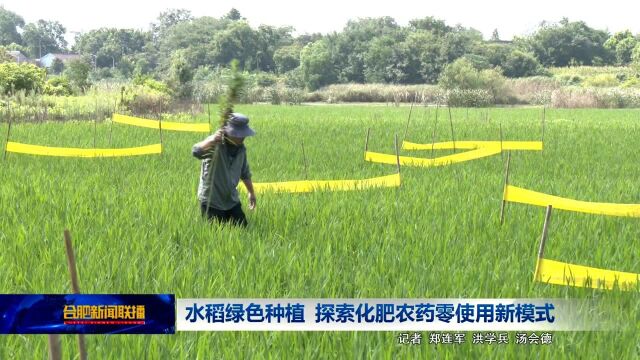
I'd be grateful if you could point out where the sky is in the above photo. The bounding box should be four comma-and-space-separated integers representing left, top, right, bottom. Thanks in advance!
2, 0, 639, 44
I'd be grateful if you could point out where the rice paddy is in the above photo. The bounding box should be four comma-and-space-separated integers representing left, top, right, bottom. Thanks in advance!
1, 105, 638, 358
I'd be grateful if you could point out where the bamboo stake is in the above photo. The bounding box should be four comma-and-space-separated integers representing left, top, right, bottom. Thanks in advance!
431, 104, 439, 158
534, 205, 553, 281
364, 128, 371, 154
63, 230, 88, 360
499, 151, 512, 225
48, 335, 62, 360
448, 106, 456, 153
402, 98, 415, 143
301, 140, 309, 180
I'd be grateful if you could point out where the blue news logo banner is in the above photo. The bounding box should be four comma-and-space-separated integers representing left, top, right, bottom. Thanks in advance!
0, 294, 175, 334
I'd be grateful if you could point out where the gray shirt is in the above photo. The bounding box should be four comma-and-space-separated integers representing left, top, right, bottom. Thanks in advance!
192, 141, 252, 210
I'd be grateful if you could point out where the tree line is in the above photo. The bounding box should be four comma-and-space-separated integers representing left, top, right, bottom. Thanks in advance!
1, 6, 639, 94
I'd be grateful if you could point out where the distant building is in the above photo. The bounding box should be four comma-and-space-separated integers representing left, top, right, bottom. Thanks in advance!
39, 53, 83, 68
7, 51, 30, 64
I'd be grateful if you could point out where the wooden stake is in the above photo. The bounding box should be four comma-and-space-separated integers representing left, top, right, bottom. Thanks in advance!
431, 104, 439, 158
48, 334, 62, 360
3, 106, 13, 160
207, 103, 212, 129
534, 205, 553, 281
448, 106, 456, 153
63, 230, 88, 360
301, 140, 309, 180
499, 151, 512, 225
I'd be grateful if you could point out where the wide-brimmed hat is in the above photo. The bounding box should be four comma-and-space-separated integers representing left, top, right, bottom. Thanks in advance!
223, 113, 255, 138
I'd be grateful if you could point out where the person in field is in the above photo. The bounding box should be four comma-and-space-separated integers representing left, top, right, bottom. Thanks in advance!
192, 113, 256, 227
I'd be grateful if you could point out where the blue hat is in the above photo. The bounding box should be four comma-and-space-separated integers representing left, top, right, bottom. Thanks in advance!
223, 113, 256, 138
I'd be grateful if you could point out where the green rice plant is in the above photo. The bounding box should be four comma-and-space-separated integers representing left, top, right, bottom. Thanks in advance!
0, 106, 639, 358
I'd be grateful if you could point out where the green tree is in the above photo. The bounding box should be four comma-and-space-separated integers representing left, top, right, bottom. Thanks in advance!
157, 17, 227, 71
439, 58, 507, 103
0, 7, 24, 45
150, 9, 193, 41
51, 58, 64, 74
332, 17, 402, 83
522, 18, 612, 66
472, 42, 513, 67
294, 33, 323, 46
6, 42, 27, 53
364, 35, 411, 83
74, 28, 148, 68
22, 20, 67, 58
491, 29, 500, 41
409, 16, 452, 37
254, 25, 293, 72
404, 22, 483, 84
300, 39, 337, 90
502, 50, 546, 77
439, 57, 483, 89
604, 31, 638, 65
479, 68, 507, 103
632, 43, 640, 74
168, 49, 193, 98
403, 30, 441, 83
273, 44, 301, 73
63, 58, 91, 92
212, 21, 258, 70
223, 8, 244, 21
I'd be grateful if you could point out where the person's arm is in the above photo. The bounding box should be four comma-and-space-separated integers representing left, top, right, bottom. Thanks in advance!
240, 156, 256, 210
192, 130, 223, 159
242, 178, 256, 210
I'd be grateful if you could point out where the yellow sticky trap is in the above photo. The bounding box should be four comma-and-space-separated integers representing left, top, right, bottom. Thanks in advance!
113, 114, 210, 133
535, 258, 639, 291
6, 142, 162, 157
241, 173, 400, 194
504, 185, 640, 217
365, 147, 501, 167
402, 140, 543, 151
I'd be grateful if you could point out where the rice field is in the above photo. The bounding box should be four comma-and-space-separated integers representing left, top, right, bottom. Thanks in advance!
0, 105, 639, 358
